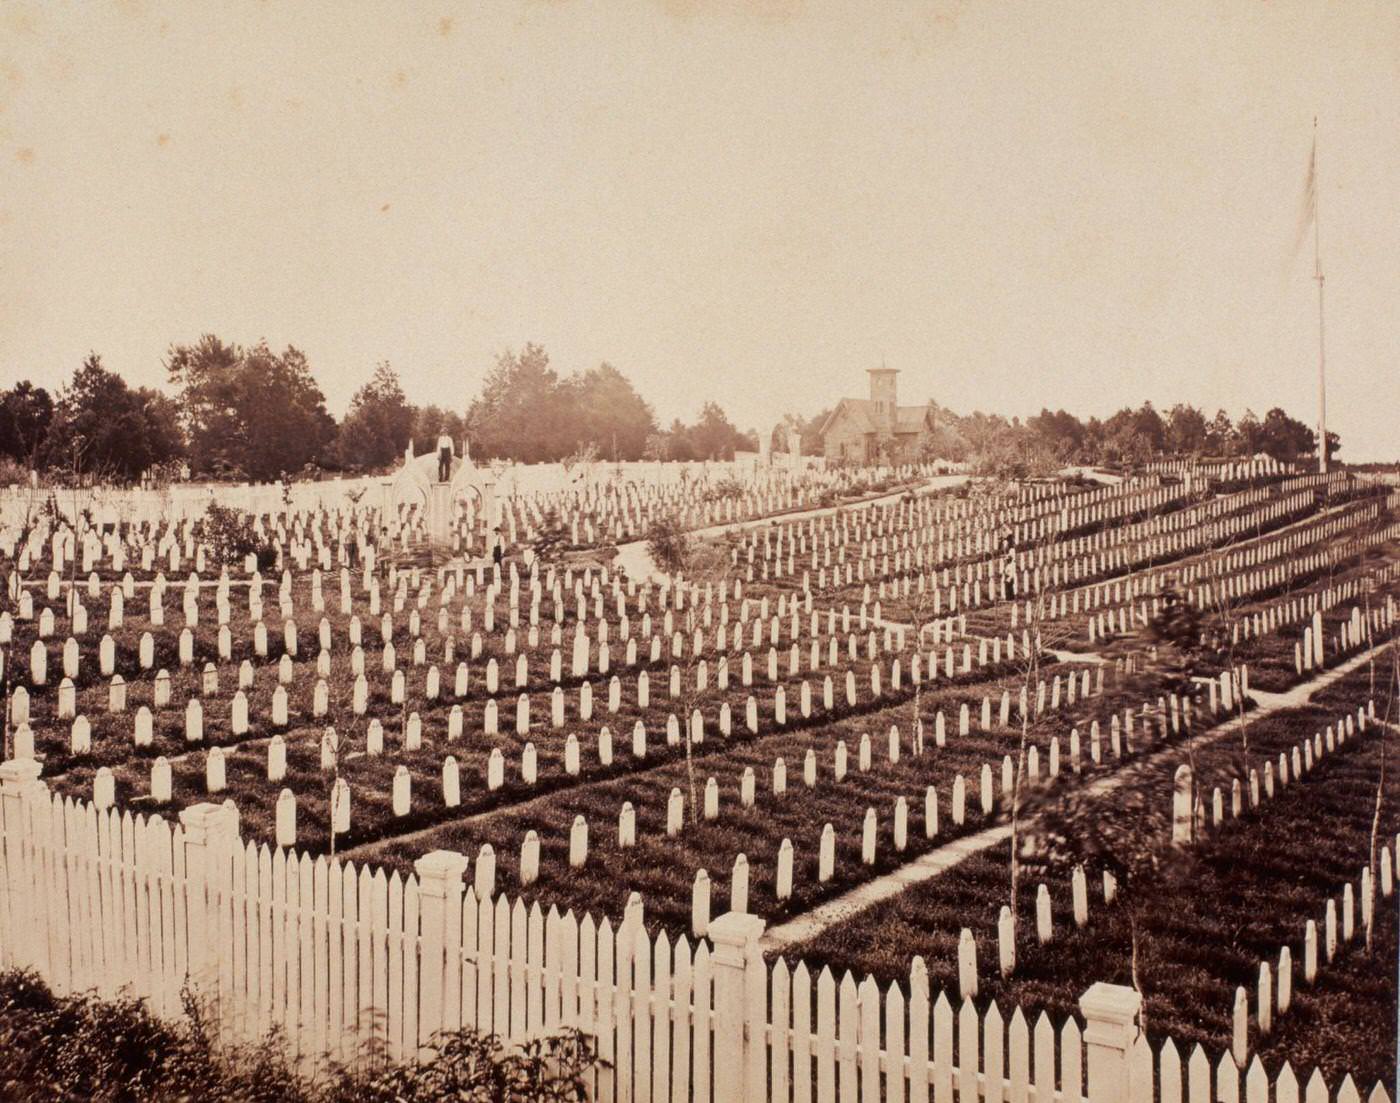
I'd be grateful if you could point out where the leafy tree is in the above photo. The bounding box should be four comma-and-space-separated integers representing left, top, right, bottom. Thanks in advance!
797, 407, 832, 457
682, 402, 753, 460
336, 362, 414, 471
1026, 408, 1085, 462
1165, 403, 1208, 456
1016, 779, 1193, 1031
969, 429, 1058, 481
1256, 406, 1340, 465
167, 336, 336, 481
646, 510, 691, 574
1204, 409, 1233, 455
643, 432, 670, 462
465, 344, 563, 463
0, 382, 53, 462
660, 418, 694, 461
1147, 578, 1207, 693
1233, 409, 1262, 456
1103, 402, 1165, 465
563, 362, 658, 460
532, 507, 571, 566
40, 356, 184, 480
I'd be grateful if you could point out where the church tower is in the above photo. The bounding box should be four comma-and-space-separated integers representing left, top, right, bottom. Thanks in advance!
867, 367, 899, 432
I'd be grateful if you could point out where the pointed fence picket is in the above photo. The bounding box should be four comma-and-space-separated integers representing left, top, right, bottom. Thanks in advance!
0, 770, 1391, 1103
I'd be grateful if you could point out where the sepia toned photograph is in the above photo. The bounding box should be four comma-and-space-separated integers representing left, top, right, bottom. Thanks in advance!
1, 2, 1397, 1099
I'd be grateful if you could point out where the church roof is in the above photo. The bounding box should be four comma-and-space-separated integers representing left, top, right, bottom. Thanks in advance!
819, 399, 933, 438
894, 406, 933, 434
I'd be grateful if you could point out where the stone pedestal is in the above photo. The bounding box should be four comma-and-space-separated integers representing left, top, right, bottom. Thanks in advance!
428, 482, 453, 548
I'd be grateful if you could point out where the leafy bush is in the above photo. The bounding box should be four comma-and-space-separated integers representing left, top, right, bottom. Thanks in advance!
194, 503, 277, 571
646, 510, 690, 574
0, 969, 599, 1102
533, 507, 571, 565
342, 1027, 598, 1102
0, 456, 33, 487
703, 476, 746, 503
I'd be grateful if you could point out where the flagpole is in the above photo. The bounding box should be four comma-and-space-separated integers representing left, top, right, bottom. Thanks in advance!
1313, 117, 1328, 475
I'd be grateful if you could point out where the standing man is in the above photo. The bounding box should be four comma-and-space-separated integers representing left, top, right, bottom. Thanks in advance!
437, 435, 454, 482
1001, 528, 1018, 600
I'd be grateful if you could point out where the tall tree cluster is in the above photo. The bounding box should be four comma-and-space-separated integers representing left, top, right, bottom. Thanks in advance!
464, 345, 668, 462
166, 336, 338, 481
4, 356, 183, 479
892, 400, 1340, 471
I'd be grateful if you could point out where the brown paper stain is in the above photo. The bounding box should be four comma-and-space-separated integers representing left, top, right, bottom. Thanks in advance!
14, 146, 34, 163
2, 5, 39, 38
437, 16, 454, 37
156, 132, 170, 147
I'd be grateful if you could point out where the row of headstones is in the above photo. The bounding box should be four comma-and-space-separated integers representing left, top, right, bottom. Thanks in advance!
1069, 492, 1377, 638
741, 473, 1179, 564
16, 578, 914, 682
107, 663, 1183, 861
1170, 705, 1373, 848
1024, 488, 1328, 607
834, 484, 1321, 625
14, 629, 1112, 776
451, 684, 1200, 932
1016, 487, 1335, 607
762, 480, 1185, 584
10, 619, 920, 764
14, 611, 939, 740
993, 867, 1106, 981
1087, 556, 1321, 644
1058, 498, 1353, 615
1231, 835, 1395, 1069
1298, 598, 1397, 674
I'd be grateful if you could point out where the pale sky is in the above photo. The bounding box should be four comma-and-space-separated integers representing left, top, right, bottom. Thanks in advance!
2, 1, 1398, 458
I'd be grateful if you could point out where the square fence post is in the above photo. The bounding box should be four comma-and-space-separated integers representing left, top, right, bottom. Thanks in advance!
0, 759, 47, 976
1080, 981, 1142, 1103
709, 910, 767, 1103
179, 802, 239, 1026
414, 849, 468, 1056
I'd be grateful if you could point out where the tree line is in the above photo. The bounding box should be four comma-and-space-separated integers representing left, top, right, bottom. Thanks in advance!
0, 338, 758, 484
782, 399, 1340, 473
0, 337, 1342, 485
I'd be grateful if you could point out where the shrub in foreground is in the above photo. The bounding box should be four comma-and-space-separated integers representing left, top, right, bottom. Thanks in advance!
0, 969, 597, 1102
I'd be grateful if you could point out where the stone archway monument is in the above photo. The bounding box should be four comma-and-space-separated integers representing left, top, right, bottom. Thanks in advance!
386, 439, 496, 556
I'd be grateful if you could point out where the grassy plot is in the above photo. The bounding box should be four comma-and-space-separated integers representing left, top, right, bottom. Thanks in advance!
359, 667, 1217, 931
780, 663, 1398, 1088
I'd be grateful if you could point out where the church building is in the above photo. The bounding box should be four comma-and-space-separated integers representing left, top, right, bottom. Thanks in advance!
818, 368, 936, 464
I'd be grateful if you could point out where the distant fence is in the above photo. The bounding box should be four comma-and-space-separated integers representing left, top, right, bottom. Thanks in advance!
0, 766, 1387, 1102
0, 476, 383, 528
0, 459, 843, 529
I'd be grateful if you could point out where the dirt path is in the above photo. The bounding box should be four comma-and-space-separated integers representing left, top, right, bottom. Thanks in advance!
758, 637, 1392, 952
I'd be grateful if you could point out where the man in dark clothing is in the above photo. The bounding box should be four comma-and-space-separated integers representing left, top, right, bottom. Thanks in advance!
437, 435, 454, 482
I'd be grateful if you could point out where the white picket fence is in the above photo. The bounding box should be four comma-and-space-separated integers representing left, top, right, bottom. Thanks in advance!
0, 763, 1389, 1103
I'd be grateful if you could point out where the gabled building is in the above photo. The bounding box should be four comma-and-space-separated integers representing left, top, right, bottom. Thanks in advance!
818, 368, 936, 464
